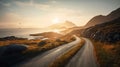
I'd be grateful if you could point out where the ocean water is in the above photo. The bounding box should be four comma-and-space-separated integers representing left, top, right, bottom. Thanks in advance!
0, 28, 49, 39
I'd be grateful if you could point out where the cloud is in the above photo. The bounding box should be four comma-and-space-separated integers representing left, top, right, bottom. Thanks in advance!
14, 0, 33, 7
0, 0, 87, 28
34, 4, 50, 10
0, 12, 23, 28
14, 0, 51, 10
0, 12, 21, 23
50, 8, 82, 18
0, 1, 11, 7
49, 0, 57, 4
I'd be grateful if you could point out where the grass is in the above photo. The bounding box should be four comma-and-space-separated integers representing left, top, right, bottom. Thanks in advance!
0, 39, 41, 46
0, 36, 76, 67
91, 40, 120, 67
49, 38, 85, 67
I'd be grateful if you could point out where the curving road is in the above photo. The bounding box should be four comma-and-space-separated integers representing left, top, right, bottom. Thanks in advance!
66, 38, 98, 67
16, 35, 81, 67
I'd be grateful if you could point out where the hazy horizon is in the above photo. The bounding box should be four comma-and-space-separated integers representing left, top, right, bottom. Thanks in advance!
0, 0, 120, 28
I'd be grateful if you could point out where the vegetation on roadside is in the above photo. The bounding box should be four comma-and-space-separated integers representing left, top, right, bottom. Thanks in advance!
49, 38, 85, 67
0, 35, 76, 67
92, 40, 120, 67
81, 11, 120, 67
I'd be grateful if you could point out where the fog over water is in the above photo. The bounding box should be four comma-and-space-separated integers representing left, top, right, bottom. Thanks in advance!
0, 28, 49, 39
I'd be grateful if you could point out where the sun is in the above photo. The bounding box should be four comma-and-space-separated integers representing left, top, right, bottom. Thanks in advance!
52, 18, 60, 24
53, 29, 60, 33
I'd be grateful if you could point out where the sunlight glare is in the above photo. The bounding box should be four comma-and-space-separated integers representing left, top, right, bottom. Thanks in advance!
53, 29, 60, 33
52, 18, 60, 24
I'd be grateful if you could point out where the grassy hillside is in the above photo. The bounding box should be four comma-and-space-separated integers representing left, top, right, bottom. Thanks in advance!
82, 17, 120, 43
82, 17, 120, 67
92, 40, 120, 67
85, 8, 120, 27
0, 33, 76, 67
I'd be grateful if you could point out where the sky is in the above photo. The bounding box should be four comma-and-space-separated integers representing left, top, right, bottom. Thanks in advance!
0, 0, 120, 28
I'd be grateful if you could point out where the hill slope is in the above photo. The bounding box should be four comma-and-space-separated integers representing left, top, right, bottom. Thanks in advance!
85, 8, 120, 27
47, 21, 76, 30
82, 17, 120, 43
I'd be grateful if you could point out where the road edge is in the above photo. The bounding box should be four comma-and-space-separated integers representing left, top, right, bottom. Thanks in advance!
48, 37, 85, 67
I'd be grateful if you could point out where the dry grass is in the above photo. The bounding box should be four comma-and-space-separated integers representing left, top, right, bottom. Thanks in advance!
0, 39, 41, 46
0, 36, 76, 53
0, 39, 41, 53
0, 36, 77, 67
91, 40, 120, 67
49, 38, 85, 67
38, 36, 76, 52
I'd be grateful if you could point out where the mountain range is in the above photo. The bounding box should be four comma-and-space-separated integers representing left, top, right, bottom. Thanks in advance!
64, 7, 120, 43
85, 8, 120, 28
83, 17, 120, 43
46, 21, 76, 30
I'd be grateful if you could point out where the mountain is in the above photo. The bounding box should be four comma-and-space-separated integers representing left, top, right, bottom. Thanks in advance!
30, 32, 62, 39
82, 17, 120, 43
61, 26, 84, 34
85, 8, 120, 27
46, 21, 76, 30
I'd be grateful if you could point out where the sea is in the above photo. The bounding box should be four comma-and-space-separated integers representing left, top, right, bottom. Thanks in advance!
0, 28, 50, 39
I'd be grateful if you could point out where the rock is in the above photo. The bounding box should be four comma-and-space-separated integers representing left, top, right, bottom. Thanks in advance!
82, 17, 120, 43
0, 36, 28, 41
0, 44, 27, 56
